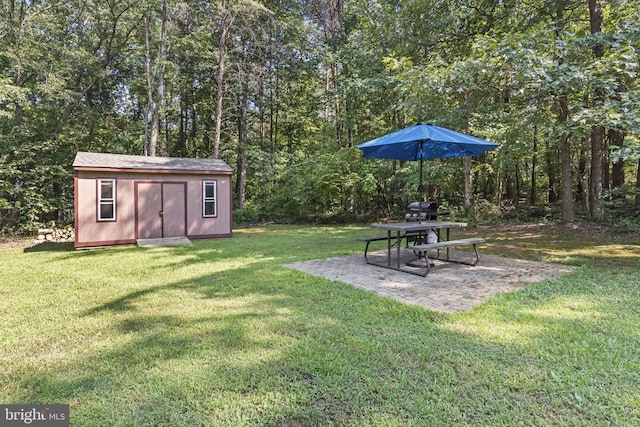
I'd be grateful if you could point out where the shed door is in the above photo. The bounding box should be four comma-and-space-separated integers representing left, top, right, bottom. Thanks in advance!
136, 182, 186, 239
162, 183, 186, 238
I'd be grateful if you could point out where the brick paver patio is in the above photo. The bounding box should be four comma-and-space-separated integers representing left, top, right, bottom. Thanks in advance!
284, 249, 575, 313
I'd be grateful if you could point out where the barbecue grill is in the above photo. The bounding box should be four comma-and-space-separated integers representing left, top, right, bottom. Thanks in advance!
404, 201, 438, 221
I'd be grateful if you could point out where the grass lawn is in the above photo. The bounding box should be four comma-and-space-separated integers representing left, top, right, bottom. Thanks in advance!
1, 223, 639, 426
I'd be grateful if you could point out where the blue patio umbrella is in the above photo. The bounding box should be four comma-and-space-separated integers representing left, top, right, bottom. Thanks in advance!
357, 122, 499, 220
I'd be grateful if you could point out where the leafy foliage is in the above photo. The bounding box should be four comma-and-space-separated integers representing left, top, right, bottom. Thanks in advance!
1, 0, 639, 232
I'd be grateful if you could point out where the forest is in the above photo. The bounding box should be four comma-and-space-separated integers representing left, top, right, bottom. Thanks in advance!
1, 0, 639, 233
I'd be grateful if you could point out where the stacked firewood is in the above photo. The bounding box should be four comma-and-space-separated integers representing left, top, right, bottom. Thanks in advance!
37, 228, 74, 242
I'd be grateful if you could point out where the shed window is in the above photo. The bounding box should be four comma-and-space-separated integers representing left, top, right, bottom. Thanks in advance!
203, 181, 217, 217
98, 179, 116, 221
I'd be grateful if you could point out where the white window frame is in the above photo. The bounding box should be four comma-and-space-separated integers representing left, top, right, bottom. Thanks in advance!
97, 178, 116, 221
203, 180, 217, 217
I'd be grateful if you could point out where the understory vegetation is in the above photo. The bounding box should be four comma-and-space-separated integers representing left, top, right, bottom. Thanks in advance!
1, 224, 638, 425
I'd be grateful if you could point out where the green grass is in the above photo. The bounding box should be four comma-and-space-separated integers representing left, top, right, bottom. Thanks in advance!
1, 224, 639, 426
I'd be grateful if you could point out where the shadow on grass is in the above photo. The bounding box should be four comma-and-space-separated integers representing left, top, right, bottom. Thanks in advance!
461, 224, 640, 269
23, 242, 75, 253
14, 255, 640, 425
82, 286, 170, 315
7, 224, 640, 425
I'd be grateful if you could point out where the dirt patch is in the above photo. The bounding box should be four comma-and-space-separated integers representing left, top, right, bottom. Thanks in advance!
0, 236, 39, 250
478, 220, 639, 240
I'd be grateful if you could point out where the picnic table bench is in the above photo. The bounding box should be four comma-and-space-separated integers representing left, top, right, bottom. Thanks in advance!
411, 237, 485, 275
358, 231, 425, 263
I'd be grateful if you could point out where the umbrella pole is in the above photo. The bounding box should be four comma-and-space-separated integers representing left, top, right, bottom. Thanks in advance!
418, 144, 424, 224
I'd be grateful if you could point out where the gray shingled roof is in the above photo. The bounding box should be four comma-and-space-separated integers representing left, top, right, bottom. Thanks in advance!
73, 151, 233, 173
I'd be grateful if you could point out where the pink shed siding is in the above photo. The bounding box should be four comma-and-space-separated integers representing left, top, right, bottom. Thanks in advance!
73, 152, 232, 249
75, 175, 136, 245
187, 179, 232, 237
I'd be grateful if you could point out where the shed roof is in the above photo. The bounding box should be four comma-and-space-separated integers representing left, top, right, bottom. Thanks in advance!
73, 151, 233, 174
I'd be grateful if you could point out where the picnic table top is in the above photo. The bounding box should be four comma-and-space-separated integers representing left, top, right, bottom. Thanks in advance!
370, 221, 468, 232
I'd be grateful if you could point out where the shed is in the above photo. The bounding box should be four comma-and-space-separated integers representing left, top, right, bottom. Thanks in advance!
73, 151, 233, 249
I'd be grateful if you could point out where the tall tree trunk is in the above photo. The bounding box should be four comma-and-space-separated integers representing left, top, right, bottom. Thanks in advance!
545, 139, 558, 204
529, 124, 538, 205
610, 129, 625, 190
560, 97, 574, 222
505, 173, 515, 201
258, 73, 266, 148
556, 1, 574, 222
577, 142, 588, 208
271, 64, 278, 154
236, 88, 248, 208
459, 93, 475, 219
464, 156, 474, 211
213, 0, 232, 159
11, 0, 25, 135
610, 80, 626, 197
144, 13, 157, 156
310, 0, 344, 145
144, 1, 168, 157
636, 161, 640, 209
589, 0, 605, 221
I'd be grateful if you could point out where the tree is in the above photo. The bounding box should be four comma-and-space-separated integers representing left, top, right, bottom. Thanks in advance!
143, 0, 169, 157
555, 0, 575, 223
1, 0, 140, 231
589, 0, 606, 221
